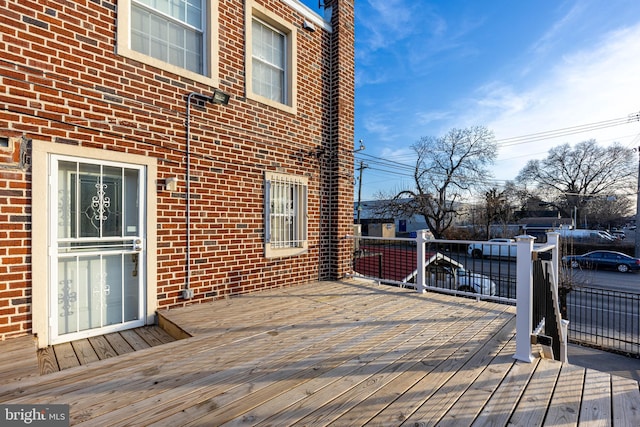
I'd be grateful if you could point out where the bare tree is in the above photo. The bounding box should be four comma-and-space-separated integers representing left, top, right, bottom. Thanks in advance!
516, 140, 636, 226
483, 187, 514, 238
381, 126, 497, 239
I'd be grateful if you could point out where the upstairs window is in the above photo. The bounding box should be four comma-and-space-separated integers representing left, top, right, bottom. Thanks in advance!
245, 1, 297, 113
265, 172, 308, 258
252, 18, 286, 104
131, 0, 204, 74
117, 0, 218, 86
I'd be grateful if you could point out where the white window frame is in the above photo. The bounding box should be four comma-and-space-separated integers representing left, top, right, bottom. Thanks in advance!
116, 0, 219, 87
265, 172, 308, 258
245, 0, 297, 114
252, 18, 287, 104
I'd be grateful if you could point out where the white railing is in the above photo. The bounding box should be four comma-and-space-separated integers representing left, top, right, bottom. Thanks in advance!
348, 231, 517, 303
514, 232, 567, 363
347, 230, 566, 363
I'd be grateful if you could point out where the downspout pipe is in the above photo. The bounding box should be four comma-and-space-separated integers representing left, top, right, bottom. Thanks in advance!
184, 92, 215, 299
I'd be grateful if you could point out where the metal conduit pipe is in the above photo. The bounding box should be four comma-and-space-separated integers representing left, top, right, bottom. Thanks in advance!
183, 90, 229, 299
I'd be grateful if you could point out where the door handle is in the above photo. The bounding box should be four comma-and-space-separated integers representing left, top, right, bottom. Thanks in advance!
133, 239, 143, 252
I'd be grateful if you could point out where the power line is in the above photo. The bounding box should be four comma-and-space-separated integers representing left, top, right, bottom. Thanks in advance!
495, 111, 640, 147
355, 110, 640, 183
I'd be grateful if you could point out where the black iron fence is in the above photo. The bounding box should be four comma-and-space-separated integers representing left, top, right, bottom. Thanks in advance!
532, 255, 565, 361
563, 285, 640, 356
351, 235, 517, 303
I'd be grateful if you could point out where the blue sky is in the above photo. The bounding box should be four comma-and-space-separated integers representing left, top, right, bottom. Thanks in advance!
301, 0, 640, 200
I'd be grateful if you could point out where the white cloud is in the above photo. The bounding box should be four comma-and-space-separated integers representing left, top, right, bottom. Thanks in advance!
415, 110, 452, 125
363, 114, 392, 137
357, 0, 421, 52
466, 22, 640, 182
529, 2, 585, 57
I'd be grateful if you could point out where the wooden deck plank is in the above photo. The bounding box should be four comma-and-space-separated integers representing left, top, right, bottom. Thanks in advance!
0, 280, 637, 427
397, 316, 518, 427
543, 363, 585, 427
76, 317, 378, 426
103, 332, 135, 355
611, 375, 640, 426
134, 326, 168, 347
435, 337, 519, 427
0, 335, 35, 358
147, 291, 441, 426
52, 342, 80, 370
222, 298, 476, 426
144, 325, 176, 344
36, 346, 59, 375
88, 335, 118, 359
580, 369, 612, 426
211, 321, 430, 427
353, 308, 514, 427
0, 336, 40, 381
71, 339, 100, 365
80, 292, 436, 424
68, 283, 434, 425
470, 357, 540, 427
120, 328, 152, 350
0, 283, 406, 403
297, 309, 516, 427
508, 358, 563, 426
79, 328, 360, 425
158, 281, 352, 335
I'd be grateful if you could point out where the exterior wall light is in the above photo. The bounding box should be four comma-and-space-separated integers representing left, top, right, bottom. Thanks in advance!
165, 177, 178, 192
211, 88, 230, 105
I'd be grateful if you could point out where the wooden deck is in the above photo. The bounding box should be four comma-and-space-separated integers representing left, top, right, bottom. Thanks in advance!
1, 279, 639, 426
36, 326, 178, 375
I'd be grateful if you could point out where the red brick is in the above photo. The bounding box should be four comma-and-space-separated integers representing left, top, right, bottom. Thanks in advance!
0, 0, 354, 341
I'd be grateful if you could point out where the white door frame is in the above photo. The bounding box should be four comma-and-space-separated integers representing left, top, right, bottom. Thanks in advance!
49, 156, 146, 344
32, 141, 158, 348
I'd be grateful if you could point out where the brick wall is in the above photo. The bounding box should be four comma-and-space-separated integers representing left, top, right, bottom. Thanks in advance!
0, 0, 354, 340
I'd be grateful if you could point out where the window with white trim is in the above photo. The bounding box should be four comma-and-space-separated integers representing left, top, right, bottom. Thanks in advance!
252, 18, 286, 103
245, 1, 297, 113
265, 172, 308, 258
117, 0, 219, 86
131, 0, 204, 73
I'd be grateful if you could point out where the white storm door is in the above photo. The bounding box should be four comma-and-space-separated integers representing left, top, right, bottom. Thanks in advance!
50, 156, 146, 344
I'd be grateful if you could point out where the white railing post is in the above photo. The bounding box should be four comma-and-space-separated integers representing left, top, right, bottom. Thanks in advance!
547, 232, 560, 287
416, 230, 428, 293
514, 234, 535, 362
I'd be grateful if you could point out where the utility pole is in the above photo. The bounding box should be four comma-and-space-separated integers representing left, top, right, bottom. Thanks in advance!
635, 146, 640, 257
356, 160, 368, 224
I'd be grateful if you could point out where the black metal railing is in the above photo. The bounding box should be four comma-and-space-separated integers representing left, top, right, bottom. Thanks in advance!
353, 238, 416, 285
532, 255, 563, 360
563, 285, 640, 356
350, 235, 517, 303
351, 233, 640, 360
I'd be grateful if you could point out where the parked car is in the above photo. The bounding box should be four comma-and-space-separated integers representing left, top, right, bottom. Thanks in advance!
467, 238, 516, 259
557, 228, 615, 242
428, 265, 496, 296
611, 230, 626, 240
562, 251, 640, 273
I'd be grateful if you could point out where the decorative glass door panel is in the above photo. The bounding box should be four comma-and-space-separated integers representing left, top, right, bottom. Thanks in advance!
51, 157, 145, 344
